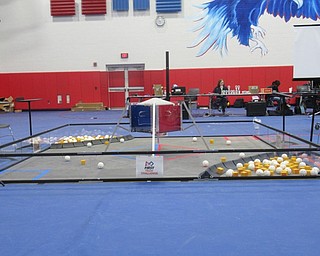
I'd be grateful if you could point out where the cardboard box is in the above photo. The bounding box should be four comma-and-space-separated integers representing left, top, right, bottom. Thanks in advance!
261, 88, 272, 94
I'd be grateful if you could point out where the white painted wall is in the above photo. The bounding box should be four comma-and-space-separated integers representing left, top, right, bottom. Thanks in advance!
0, 0, 318, 72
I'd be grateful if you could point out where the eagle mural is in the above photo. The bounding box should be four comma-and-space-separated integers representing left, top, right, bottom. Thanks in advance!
190, 0, 320, 56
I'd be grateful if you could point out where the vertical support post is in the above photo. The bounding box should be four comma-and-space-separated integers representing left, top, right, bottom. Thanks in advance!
152, 102, 156, 156
310, 95, 317, 142
281, 95, 286, 132
27, 101, 32, 136
124, 68, 129, 105
165, 51, 170, 101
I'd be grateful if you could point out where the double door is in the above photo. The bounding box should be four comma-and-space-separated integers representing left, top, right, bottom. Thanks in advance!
107, 64, 145, 109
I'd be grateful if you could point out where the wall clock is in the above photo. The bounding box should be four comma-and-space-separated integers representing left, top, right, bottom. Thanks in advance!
155, 16, 165, 27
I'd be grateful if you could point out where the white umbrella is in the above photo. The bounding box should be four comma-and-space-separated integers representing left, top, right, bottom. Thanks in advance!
137, 97, 174, 106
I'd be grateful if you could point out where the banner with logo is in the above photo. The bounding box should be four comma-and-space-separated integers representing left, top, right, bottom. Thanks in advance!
136, 155, 164, 177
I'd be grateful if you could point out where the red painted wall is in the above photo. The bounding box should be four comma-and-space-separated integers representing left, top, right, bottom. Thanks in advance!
1, 71, 109, 110
0, 66, 306, 110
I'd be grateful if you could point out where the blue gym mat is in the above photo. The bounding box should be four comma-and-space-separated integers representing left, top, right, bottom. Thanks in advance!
1, 180, 320, 256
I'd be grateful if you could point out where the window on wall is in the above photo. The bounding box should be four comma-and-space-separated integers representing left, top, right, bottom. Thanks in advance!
82, 0, 107, 15
133, 0, 150, 11
50, 0, 76, 16
156, 0, 181, 13
113, 0, 129, 11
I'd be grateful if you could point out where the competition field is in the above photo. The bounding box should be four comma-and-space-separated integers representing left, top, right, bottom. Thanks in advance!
1, 122, 319, 182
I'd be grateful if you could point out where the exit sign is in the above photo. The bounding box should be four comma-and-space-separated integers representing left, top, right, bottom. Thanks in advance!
121, 53, 129, 59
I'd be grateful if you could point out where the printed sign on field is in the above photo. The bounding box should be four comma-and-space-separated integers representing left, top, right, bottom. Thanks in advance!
136, 155, 164, 177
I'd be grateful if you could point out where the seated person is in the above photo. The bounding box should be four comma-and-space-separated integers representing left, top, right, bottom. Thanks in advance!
211, 79, 228, 114
267, 80, 282, 108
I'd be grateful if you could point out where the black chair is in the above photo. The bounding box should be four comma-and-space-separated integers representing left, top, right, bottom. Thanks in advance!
210, 95, 227, 112
185, 88, 200, 112
185, 88, 199, 101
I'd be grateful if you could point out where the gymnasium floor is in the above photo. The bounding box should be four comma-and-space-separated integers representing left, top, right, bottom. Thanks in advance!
1, 108, 320, 255
2, 180, 320, 256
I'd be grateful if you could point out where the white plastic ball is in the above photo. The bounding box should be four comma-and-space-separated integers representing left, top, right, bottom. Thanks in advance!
262, 159, 269, 165
277, 157, 284, 163
97, 162, 104, 169
202, 160, 209, 167
120, 138, 125, 143
312, 167, 319, 173
64, 155, 71, 161
296, 157, 302, 163
248, 163, 255, 171
256, 169, 264, 176
236, 163, 243, 169
285, 167, 292, 175
269, 165, 276, 172
299, 169, 307, 176
248, 161, 254, 165
311, 168, 319, 176
271, 160, 278, 166
254, 159, 261, 164
226, 140, 231, 145
280, 163, 287, 169
192, 137, 197, 142
225, 169, 234, 177
275, 167, 283, 174
239, 152, 245, 158
281, 153, 288, 159
87, 142, 92, 148
299, 162, 306, 168
264, 170, 271, 176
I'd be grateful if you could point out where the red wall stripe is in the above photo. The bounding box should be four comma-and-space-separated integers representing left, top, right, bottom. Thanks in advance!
0, 67, 307, 110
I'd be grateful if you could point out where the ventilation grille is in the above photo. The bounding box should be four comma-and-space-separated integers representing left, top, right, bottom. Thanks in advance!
82, 0, 107, 15
50, 0, 76, 16
156, 0, 181, 13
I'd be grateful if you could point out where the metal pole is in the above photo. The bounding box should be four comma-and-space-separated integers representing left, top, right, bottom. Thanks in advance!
28, 101, 32, 136
282, 95, 285, 132
165, 51, 170, 101
310, 95, 317, 142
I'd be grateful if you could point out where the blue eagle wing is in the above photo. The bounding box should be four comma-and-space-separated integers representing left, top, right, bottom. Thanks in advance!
190, 0, 240, 56
266, 0, 320, 21
191, 0, 320, 57
234, 0, 266, 46
295, 0, 320, 19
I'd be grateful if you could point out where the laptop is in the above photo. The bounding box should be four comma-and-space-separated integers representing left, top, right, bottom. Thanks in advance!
296, 85, 311, 93
171, 86, 186, 95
